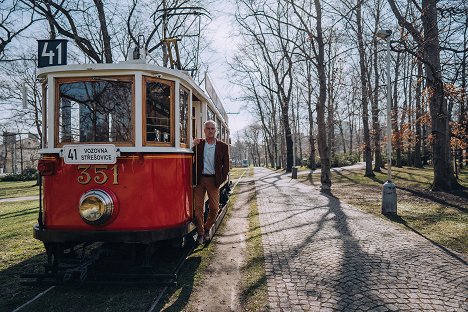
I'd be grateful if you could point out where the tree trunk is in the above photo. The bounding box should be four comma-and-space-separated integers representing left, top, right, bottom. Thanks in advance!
461, 12, 467, 167
314, 0, 331, 190
422, 0, 460, 190
392, 52, 402, 167
356, 0, 374, 177
387, 0, 461, 190
282, 111, 294, 172
307, 65, 317, 170
414, 60, 423, 168
93, 0, 113, 63
372, 36, 383, 171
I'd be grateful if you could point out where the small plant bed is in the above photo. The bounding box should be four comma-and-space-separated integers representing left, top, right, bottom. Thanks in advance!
300, 166, 468, 256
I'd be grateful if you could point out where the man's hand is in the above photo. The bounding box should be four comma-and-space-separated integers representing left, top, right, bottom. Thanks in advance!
193, 138, 201, 146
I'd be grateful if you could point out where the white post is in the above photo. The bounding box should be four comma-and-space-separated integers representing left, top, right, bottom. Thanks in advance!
386, 37, 392, 182
377, 29, 397, 215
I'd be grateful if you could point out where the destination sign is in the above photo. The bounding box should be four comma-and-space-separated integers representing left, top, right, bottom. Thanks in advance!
62, 144, 118, 164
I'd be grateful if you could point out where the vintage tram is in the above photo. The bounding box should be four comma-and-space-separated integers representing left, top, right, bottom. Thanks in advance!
33, 56, 231, 266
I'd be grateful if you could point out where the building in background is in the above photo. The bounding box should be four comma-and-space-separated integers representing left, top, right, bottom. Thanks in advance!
0, 132, 40, 174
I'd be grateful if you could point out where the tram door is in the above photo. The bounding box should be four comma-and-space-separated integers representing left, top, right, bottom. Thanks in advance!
191, 100, 200, 189
192, 100, 202, 140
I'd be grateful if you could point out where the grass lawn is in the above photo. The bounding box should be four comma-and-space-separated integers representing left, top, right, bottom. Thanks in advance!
300, 166, 468, 256
0, 200, 49, 311
0, 180, 39, 199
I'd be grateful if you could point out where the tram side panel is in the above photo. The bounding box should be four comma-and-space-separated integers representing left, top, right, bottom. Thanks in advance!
41, 154, 193, 231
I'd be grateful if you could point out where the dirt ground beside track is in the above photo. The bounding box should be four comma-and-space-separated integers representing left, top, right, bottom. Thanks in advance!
183, 180, 252, 311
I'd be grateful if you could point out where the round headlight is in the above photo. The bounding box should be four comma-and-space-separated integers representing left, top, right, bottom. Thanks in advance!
79, 189, 114, 225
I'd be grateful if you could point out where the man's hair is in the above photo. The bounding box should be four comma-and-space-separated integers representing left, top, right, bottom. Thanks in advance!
204, 120, 216, 129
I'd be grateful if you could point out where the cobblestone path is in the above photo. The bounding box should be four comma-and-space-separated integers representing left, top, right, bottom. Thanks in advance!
254, 167, 467, 312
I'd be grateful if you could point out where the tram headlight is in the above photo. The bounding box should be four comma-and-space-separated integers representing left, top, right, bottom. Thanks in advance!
79, 189, 114, 225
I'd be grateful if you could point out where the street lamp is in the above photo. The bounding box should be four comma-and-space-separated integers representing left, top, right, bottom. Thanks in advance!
376, 29, 397, 215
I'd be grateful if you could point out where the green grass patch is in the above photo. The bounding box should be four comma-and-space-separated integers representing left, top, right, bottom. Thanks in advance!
240, 171, 268, 311
0, 180, 39, 199
0, 200, 49, 311
0, 201, 44, 271
230, 167, 249, 180
301, 166, 468, 255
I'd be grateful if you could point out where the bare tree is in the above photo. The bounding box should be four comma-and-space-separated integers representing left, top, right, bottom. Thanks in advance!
289, 0, 331, 190
355, 0, 374, 177
234, 0, 296, 172
369, 0, 384, 172
0, 58, 43, 143
229, 43, 280, 168
24, 0, 115, 63
0, 0, 38, 57
387, 0, 462, 190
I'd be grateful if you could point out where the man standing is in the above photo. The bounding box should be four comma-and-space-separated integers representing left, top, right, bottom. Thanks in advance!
193, 120, 230, 244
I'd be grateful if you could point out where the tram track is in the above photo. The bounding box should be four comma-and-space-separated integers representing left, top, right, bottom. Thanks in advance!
11, 286, 55, 312
13, 243, 195, 311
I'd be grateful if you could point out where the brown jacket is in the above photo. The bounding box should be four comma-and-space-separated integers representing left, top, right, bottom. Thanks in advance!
194, 139, 230, 188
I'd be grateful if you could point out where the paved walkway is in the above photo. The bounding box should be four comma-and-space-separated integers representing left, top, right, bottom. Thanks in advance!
296, 163, 366, 177
254, 167, 467, 312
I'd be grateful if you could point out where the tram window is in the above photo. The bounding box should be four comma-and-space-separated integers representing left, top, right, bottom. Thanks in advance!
179, 86, 189, 147
57, 77, 133, 145
207, 107, 215, 122
216, 119, 222, 140
145, 79, 173, 145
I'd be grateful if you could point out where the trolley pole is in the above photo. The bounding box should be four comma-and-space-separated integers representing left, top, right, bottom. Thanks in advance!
377, 29, 397, 215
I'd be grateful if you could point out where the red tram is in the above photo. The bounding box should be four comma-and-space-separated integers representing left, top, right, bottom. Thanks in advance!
34, 59, 230, 261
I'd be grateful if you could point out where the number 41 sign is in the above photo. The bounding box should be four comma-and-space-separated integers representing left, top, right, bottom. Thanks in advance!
38, 39, 68, 68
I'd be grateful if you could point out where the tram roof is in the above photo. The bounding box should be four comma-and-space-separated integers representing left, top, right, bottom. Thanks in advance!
37, 62, 228, 125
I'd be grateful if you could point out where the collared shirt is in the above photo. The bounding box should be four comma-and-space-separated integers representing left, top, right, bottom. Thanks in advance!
202, 141, 216, 175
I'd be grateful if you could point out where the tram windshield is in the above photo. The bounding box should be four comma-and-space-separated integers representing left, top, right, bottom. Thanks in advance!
57, 77, 133, 145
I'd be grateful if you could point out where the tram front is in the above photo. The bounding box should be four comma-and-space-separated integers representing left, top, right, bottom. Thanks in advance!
35, 63, 199, 247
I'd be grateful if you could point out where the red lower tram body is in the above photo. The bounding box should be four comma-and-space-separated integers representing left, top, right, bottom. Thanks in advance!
34, 153, 197, 245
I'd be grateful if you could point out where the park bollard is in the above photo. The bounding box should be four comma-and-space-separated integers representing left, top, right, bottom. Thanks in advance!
291, 167, 298, 179
382, 180, 397, 215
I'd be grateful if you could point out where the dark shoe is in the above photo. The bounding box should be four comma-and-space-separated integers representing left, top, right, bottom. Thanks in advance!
203, 229, 211, 242
196, 235, 204, 245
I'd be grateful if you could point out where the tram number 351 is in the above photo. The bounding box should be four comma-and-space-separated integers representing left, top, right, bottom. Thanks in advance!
77, 165, 119, 185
